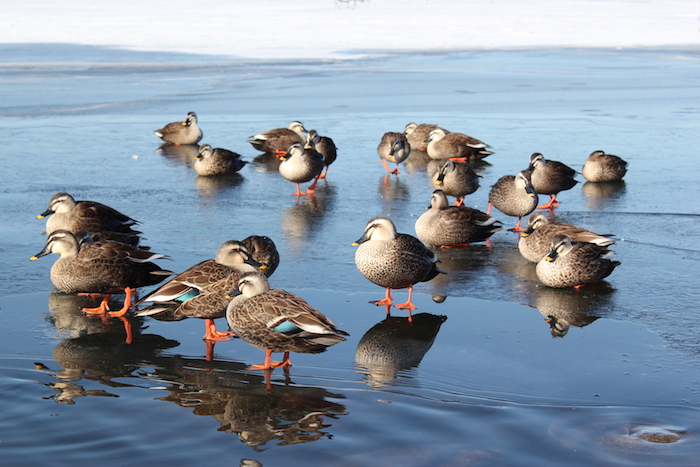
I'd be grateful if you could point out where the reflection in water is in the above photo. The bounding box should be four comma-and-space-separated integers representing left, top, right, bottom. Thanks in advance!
140, 356, 347, 449
280, 184, 336, 253
194, 172, 245, 198
46, 292, 115, 338
355, 312, 447, 386
156, 143, 199, 167
529, 285, 612, 337
377, 174, 410, 216
582, 180, 626, 210
37, 315, 346, 448
37, 329, 180, 403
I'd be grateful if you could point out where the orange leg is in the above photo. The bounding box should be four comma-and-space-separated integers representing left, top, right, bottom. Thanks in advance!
441, 242, 471, 249
486, 202, 493, 215
203, 318, 234, 341
370, 288, 394, 306
448, 157, 468, 163
318, 166, 330, 179
118, 316, 133, 345
395, 285, 418, 311
452, 197, 465, 207
106, 287, 136, 317
275, 149, 287, 157
204, 340, 216, 361
508, 217, 526, 232
306, 176, 320, 194
82, 294, 112, 314
248, 348, 289, 370
537, 195, 560, 210
290, 182, 309, 196
380, 159, 399, 174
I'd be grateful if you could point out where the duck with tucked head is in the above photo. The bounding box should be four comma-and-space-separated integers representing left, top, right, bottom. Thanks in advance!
581, 150, 628, 182
431, 159, 480, 206
377, 132, 411, 175
194, 144, 246, 176
226, 273, 348, 370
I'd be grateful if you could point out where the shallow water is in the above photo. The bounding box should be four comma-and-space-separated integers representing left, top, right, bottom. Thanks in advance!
1, 45, 700, 465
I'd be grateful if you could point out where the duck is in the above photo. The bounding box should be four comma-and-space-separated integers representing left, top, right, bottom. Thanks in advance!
527, 153, 578, 209
377, 132, 411, 174
38, 192, 142, 245
581, 150, 628, 182
518, 212, 615, 263
194, 144, 246, 176
487, 170, 539, 231
424, 127, 492, 161
430, 159, 480, 206
415, 190, 501, 248
241, 235, 280, 277
154, 111, 203, 145
403, 123, 443, 152
248, 121, 308, 156
278, 142, 325, 196
535, 234, 620, 288
226, 272, 348, 370
136, 240, 271, 341
352, 217, 445, 318
30, 230, 173, 316
306, 130, 337, 179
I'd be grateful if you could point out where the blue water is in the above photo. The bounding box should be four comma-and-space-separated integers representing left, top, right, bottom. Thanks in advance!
1, 45, 699, 465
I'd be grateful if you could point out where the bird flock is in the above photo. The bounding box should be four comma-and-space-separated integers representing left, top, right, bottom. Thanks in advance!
31, 112, 628, 372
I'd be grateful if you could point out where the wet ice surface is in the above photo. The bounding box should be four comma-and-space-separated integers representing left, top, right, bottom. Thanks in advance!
2, 45, 700, 465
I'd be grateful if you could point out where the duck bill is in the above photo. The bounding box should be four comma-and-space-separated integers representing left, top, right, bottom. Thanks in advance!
351, 234, 369, 247
30, 246, 51, 260
37, 208, 54, 218
525, 184, 536, 196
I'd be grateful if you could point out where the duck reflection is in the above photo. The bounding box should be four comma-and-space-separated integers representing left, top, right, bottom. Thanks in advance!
280, 184, 336, 251
141, 355, 347, 448
156, 143, 199, 167
355, 312, 447, 386
530, 285, 611, 337
377, 174, 410, 215
194, 173, 245, 198
36, 326, 179, 403
582, 180, 626, 210
46, 292, 144, 343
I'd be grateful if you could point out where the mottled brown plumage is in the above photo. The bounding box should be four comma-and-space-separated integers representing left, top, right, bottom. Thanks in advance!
527, 153, 578, 208
518, 212, 615, 262
248, 121, 307, 154
487, 170, 538, 231
38, 192, 142, 245
536, 235, 620, 288
136, 239, 273, 340
581, 150, 628, 182
415, 190, 501, 247
424, 127, 492, 160
194, 144, 246, 176
226, 273, 348, 369
154, 111, 203, 145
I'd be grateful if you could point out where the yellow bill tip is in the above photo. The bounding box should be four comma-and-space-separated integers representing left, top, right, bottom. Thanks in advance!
30, 256, 38, 261
37, 215, 45, 219
351, 242, 358, 247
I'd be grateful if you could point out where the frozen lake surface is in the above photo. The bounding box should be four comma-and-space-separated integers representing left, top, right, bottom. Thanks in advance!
1, 42, 700, 465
